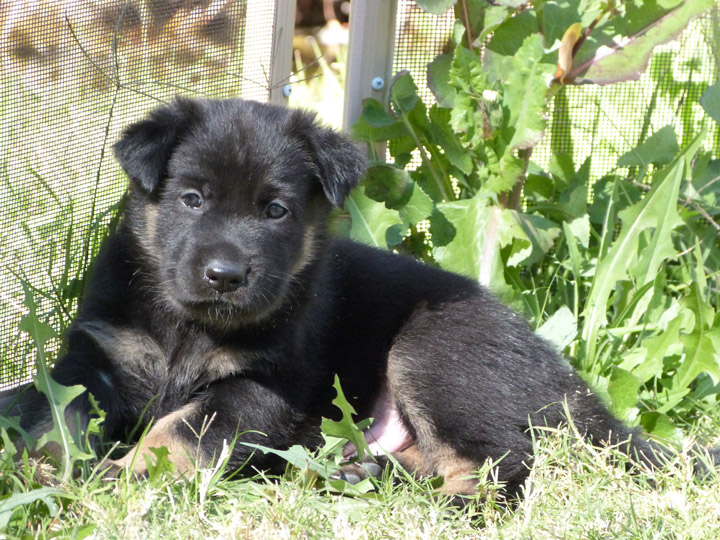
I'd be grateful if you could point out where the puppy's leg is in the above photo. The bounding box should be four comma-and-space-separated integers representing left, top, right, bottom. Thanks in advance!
105, 403, 201, 476
385, 306, 537, 501
108, 374, 321, 477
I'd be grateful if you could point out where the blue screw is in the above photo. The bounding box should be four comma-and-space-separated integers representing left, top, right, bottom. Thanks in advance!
371, 77, 385, 90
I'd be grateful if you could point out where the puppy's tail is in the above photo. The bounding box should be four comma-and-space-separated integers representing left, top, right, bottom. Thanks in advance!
565, 392, 718, 479
590, 423, 720, 481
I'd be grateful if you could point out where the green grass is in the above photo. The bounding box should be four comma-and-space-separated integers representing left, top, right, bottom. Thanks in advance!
4, 426, 720, 538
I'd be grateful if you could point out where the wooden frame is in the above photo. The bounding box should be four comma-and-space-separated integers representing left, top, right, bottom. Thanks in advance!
342, 0, 399, 131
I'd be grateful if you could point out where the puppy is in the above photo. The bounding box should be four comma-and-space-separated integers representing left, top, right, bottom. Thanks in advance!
12, 97, 683, 499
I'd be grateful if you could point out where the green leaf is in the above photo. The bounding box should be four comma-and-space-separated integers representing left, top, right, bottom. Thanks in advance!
428, 207, 456, 247
364, 165, 410, 208
503, 34, 555, 151
571, 0, 714, 84
617, 125, 679, 180
351, 99, 408, 143
607, 368, 642, 422
0, 487, 63, 529
346, 188, 404, 249
390, 72, 420, 114
487, 34, 555, 193
398, 183, 434, 227
144, 446, 176, 483
20, 284, 94, 481
243, 443, 330, 476
536, 306, 577, 353
415, 0, 456, 15
639, 411, 682, 441
427, 53, 456, 108
509, 212, 560, 266
675, 282, 720, 388
538, 0, 585, 48
701, 81, 720, 126
581, 128, 706, 365
320, 376, 373, 460
566, 215, 590, 249
629, 317, 683, 383
18, 315, 56, 350
432, 194, 512, 298
487, 9, 539, 56
449, 46, 489, 151
428, 106, 473, 175
624, 170, 684, 287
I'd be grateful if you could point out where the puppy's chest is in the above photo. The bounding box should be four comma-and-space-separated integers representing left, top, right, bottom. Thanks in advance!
167, 338, 277, 392
77, 321, 276, 394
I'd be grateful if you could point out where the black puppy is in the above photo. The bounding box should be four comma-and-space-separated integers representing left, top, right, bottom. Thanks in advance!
14, 98, 676, 498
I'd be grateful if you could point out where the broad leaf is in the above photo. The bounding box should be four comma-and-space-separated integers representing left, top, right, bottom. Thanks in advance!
571, 0, 714, 84
321, 376, 372, 460
428, 53, 456, 108
536, 306, 577, 353
701, 81, 720, 126
639, 412, 682, 441
617, 125, 679, 181
346, 189, 404, 249
607, 367, 642, 422
490, 34, 555, 193
581, 128, 706, 364
20, 284, 94, 481
415, 0, 456, 15
0, 487, 63, 529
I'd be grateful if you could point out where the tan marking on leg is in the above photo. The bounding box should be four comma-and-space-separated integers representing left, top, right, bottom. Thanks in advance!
393, 444, 432, 475
435, 448, 481, 497
386, 348, 483, 497
108, 403, 206, 476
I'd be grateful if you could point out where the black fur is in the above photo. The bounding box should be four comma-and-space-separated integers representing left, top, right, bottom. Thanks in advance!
11, 98, 690, 498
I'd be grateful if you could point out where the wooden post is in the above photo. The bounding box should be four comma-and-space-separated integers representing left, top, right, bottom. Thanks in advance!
269, 0, 297, 105
342, 0, 398, 132
240, 0, 296, 104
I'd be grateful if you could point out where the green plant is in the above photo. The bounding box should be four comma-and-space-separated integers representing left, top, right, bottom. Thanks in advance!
348, 0, 720, 438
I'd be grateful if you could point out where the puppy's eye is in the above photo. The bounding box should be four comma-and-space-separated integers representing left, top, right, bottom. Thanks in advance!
265, 202, 288, 219
181, 191, 203, 209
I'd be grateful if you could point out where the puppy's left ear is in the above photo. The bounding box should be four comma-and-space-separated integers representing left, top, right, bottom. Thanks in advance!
293, 113, 367, 207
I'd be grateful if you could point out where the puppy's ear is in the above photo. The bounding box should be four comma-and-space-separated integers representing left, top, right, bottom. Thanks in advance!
293, 112, 367, 207
113, 98, 200, 194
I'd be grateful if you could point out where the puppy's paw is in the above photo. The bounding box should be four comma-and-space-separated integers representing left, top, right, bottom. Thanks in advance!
95, 458, 148, 480
332, 457, 385, 484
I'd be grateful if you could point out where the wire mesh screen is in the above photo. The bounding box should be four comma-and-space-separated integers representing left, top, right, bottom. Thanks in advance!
0, 0, 280, 389
533, 15, 720, 181
392, 0, 454, 107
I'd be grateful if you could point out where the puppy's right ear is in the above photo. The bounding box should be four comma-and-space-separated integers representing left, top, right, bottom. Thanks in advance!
113, 98, 200, 194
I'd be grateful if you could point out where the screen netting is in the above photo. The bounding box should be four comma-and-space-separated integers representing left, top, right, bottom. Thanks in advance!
0, 0, 280, 389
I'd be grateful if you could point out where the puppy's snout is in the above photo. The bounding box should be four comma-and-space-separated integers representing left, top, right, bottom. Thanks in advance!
204, 261, 250, 294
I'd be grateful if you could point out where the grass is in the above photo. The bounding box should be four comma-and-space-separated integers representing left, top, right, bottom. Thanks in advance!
4, 425, 720, 538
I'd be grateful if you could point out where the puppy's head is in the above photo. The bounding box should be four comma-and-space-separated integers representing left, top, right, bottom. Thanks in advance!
113, 97, 366, 328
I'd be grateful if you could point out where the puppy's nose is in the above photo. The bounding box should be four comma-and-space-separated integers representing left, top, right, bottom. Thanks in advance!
204, 261, 250, 293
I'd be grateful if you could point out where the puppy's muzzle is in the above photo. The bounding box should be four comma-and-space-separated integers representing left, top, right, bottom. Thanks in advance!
204, 261, 250, 294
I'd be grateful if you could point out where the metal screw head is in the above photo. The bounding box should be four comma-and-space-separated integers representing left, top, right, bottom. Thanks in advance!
371, 77, 385, 90
282, 84, 292, 97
